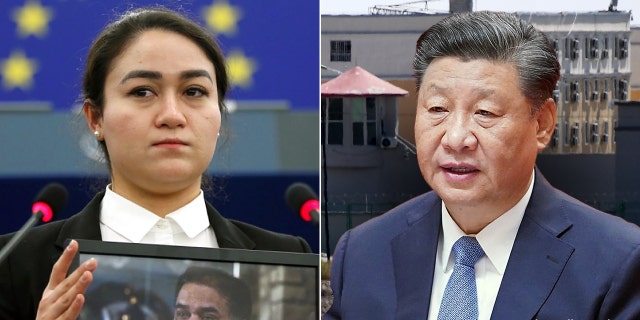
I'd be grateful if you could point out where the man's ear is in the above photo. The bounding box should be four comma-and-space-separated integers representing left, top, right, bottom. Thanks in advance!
535, 98, 557, 151
83, 99, 102, 133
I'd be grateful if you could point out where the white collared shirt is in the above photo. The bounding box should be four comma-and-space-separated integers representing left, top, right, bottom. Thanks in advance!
99, 186, 219, 248
428, 171, 535, 320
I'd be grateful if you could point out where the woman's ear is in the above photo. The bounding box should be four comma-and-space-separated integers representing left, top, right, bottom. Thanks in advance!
83, 99, 102, 133
535, 98, 557, 150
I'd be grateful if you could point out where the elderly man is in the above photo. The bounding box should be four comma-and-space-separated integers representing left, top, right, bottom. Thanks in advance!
325, 11, 640, 319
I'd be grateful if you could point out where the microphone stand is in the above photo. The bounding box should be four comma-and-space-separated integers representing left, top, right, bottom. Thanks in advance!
0, 211, 44, 265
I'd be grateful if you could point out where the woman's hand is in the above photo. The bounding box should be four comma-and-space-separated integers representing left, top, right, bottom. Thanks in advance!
36, 240, 98, 320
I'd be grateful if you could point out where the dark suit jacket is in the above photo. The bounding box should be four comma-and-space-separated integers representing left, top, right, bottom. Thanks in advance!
325, 170, 640, 319
0, 192, 311, 320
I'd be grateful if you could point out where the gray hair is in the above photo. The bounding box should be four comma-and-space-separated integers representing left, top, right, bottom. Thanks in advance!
413, 11, 560, 115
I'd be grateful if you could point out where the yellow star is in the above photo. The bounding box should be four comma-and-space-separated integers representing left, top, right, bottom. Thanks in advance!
202, 0, 242, 36
226, 50, 256, 88
1, 50, 39, 91
12, 0, 54, 38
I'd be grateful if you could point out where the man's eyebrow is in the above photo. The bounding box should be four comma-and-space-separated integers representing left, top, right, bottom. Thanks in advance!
120, 70, 162, 84
181, 69, 213, 83
197, 306, 222, 316
425, 82, 494, 96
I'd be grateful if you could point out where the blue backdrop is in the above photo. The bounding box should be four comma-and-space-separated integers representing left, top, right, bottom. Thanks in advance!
0, 0, 319, 110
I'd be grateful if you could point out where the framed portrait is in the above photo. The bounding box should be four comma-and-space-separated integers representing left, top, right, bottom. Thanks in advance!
71, 239, 318, 320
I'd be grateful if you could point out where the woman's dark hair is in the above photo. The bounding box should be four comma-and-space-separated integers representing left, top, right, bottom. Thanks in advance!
83, 7, 228, 168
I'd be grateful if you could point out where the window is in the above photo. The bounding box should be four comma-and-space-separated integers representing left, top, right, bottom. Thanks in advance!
591, 121, 600, 144
551, 123, 559, 147
570, 38, 580, 60
552, 39, 560, 58
615, 37, 629, 59
584, 80, 590, 102
617, 38, 629, 59
326, 98, 344, 145
330, 40, 351, 62
584, 37, 589, 56
584, 121, 590, 145
571, 122, 580, 146
553, 89, 560, 104
322, 97, 378, 146
602, 79, 610, 101
570, 81, 580, 102
351, 98, 377, 146
564, 82, 571, 103
589, 38, 599, 59
617, 79, 629, 100
366, 98, 377, 145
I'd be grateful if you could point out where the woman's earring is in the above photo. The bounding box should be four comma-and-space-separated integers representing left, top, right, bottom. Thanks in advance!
94, 130, 101, 140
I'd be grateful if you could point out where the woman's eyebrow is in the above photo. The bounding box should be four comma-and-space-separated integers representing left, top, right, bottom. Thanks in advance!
120, 70, 162, 84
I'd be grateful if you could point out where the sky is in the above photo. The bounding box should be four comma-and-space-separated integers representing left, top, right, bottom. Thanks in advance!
321, 0, 639, 25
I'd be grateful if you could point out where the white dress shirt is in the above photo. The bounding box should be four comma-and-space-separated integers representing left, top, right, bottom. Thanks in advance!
99, 186, 219, 248
428, 171, 535, 320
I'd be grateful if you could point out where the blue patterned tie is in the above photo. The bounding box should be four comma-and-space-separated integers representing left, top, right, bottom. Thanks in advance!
437, 236, 485, 320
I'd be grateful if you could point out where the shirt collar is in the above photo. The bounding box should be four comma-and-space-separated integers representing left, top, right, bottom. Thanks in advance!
100, 186, 210, 242
165, 192, 211, 238
440, 170, 535, 274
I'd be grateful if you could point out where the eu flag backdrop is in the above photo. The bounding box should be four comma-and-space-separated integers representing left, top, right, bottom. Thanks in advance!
0, 0, 319, 111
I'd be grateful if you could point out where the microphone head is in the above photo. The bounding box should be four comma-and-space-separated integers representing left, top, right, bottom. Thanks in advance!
32, 183, 68, 223
285, 183, 319, 222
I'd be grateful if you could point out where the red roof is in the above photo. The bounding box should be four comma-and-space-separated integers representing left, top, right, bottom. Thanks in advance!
321, 66, 408, 97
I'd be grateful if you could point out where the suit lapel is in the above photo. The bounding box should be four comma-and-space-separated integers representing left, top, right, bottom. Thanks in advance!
391, 196, 441, 319
205, 203, 256, 249
48, 192, 104, 271
54, 192, 104, 249
491, 170, 574, 319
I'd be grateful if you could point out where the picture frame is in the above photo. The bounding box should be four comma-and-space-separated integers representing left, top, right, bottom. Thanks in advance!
71, 239, 319, 320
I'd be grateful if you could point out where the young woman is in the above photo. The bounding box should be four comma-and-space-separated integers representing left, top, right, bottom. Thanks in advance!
0, 7, 311, 319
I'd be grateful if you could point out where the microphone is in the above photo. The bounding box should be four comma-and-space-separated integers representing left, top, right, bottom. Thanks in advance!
0, 183, 68, 265
285, 182, 319, 225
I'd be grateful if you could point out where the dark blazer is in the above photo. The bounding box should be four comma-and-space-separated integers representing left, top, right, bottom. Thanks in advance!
325, 170, 640, 319
0, 192, 311, 320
